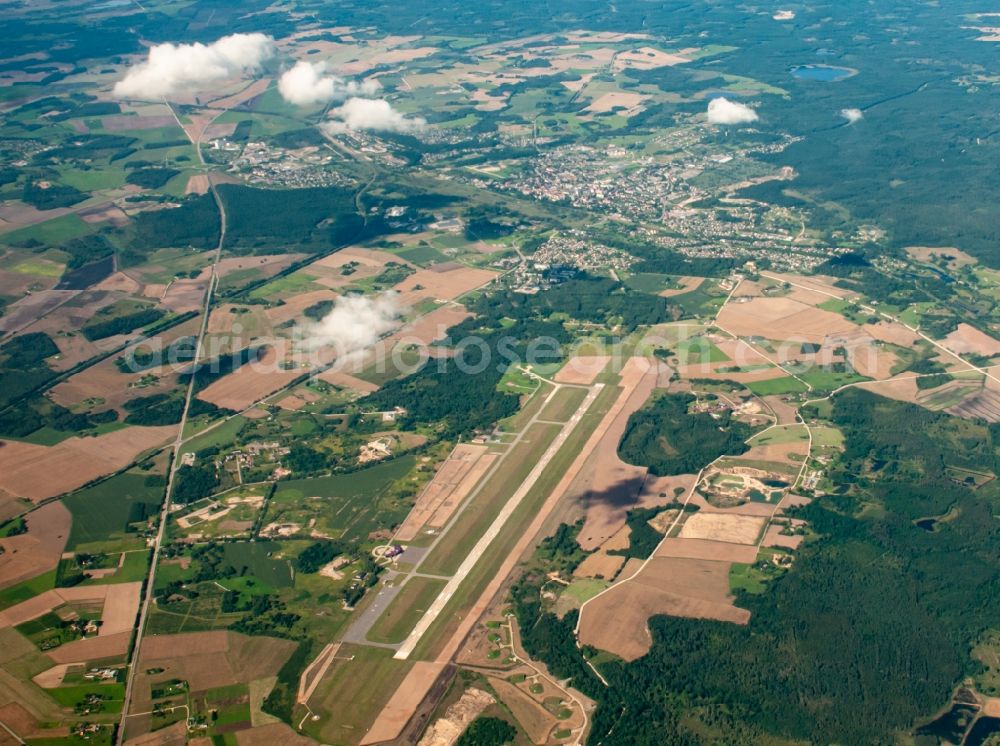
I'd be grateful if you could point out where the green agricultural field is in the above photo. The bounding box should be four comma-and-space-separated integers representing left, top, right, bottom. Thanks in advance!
366, 576, 447, 644
62, 471, 166, 552
0, 569, 56, 611
266, 455, 417, 542
676, 337, 729, 365
749, 425, 809, 446
746, 376, 809, 396
809, 425, 845, 448
623, 273, 684, 294
729, 563, 768, 594
560, 578, 609, 604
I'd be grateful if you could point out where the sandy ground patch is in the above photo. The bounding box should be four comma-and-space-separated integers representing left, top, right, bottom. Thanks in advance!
418, 687, 494, 746
578, 557, 748, 660
553, 355, 610, 385
0, 502, 70, 586
361, 661, 445, 745
678, 512, 767, 544
0, 426, 176, 505
196, 343, 305, 411
396, 444, 495, 542
658, 276, 704, 297
717, 296, 857, 343
653, 537, 759, 563
943, 323, 1000, 357
393, 266, 498, 305
573, 552, 625, 580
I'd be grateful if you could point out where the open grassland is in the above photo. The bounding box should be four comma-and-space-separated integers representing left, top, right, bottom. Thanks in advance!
303, 644, 413, 744
367, 576, 448, 645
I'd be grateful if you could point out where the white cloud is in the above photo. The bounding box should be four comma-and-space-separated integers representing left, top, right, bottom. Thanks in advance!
706, 97, 759, 125
113, 33, 274, 100
773, 10, 795, 20
323, 97, 426, 134
277, 60, 379, 107
302, 292, 404, 359
841, 107, 864, 124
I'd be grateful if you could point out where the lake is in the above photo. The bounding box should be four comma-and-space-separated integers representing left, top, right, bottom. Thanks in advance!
791, 64, 855, 82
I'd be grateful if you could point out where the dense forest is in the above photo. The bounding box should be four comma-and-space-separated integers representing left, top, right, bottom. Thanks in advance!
515, 390, 1000, 743
618, 392, 753, 475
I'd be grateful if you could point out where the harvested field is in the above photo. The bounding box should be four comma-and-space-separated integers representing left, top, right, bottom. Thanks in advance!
854, 376, 921, 405
850, 342, 899, 380
100, 582, 141, 636
599, 525, 632, 552
763, 525, 804, 549
585, 91, 647, 115
160, 271, 210, 314
101, 114, 177, 130
196, 343, 305, 411
578, 557, 748, 660
678, 512, 767, 544
207, 304, 273, 336
740, 438, 808, 465
393, 266, 498, 305
863, 321, 921, 347
0, 426, 176, 505
568, 359, 667, 550
945, 379, 1000, 422
137, 631, 296, 693
393, 305, 471, 348
612, 46, 691, 71
45, 632, 128, 665
486, 676, 557, 744
943, 323, 1000, 357
360, 661, 446, 745
0, 290, 76, 333
653, 537, 759, 563
216, 254, 304, 280
0, 502, 69, 586
316, 369, 379, 393
573, 552, 625, 580
185, 174, 209, 195
553, 355, 610, 385
658, 276, 704, 297
761, 395, 799, 424
264, 289, 339, 326
762, 272, 855, 299
716, 296, 857, 343
395, 444, 495, 542
905, 246, 977, 268
207, 77, 272, 110
235, 723, 315, 746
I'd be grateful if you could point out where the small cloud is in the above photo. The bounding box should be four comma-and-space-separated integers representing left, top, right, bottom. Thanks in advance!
841, 107, 863, 124
706, 97, 759, 125
302, 291, 404, 359
113, 33, 274, 100
277, 60, 379, 107
323, 97, 426, 134
773, 9, 795, 20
